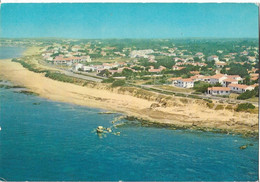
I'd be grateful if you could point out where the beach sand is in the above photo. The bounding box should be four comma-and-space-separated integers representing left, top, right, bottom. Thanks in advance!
0, 58, 258, 134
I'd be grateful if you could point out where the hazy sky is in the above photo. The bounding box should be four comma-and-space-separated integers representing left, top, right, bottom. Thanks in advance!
0, 3, 258, 39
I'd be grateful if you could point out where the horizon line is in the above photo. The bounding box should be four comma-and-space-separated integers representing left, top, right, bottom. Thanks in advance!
0, 37, 258, 40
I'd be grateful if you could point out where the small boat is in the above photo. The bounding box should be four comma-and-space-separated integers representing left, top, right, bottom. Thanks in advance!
106, 128, 112, 133
96, 126, 104, 133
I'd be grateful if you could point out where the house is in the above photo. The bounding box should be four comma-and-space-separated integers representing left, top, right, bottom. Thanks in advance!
53, 56, 88, 65
172, 66, 185, 71
148, 66, 166, 73
170, 77, 182, 85
228, 84, 254, 94
209, 74, 227, 85
190, 71, 200, 75
240, 51, 248, 56
222, 78, 238, 87
207, 87, 230, 95
226, 75, 243, 82
175, 78, 194, 88
215, 62, 227, 68
75, 63, 84, 71
207, 55, 219, 62
248, 56, 256, 62
195, 52, 204, 58
82, 55, 91, 62
82, 66, 94, 72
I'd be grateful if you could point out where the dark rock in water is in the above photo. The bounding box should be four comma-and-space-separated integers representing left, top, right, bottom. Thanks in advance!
18, 90, 39, 96
33, 102, 41, 105
239, 145, 247, 150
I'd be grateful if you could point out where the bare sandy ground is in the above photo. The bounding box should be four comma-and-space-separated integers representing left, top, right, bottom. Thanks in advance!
0, 59, 258, 134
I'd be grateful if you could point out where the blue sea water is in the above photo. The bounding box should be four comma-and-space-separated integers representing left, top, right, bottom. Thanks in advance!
0, 47, 259, 181
0, 46, 26, 59
0, 88, 258, 181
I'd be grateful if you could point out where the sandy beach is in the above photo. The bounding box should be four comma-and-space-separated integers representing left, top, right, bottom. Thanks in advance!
0, 58, 258, 135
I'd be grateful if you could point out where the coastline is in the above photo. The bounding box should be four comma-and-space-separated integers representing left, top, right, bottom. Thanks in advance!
0, 57, 258, 136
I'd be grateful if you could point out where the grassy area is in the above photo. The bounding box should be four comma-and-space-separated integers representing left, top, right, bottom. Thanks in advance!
45, 71, 95, 86
246, 97, 259, 102
229, 93, 239, 99
155, 85, 194, 93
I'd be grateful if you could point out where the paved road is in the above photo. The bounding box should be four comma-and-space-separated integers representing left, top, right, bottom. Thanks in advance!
38, 60, 104, 82
62, 70, 103, 83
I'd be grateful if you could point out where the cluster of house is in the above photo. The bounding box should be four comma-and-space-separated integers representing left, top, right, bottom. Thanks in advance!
171, 74, 258, 95
41, 44, 92, 65
52, 55, 91, 65
130, 49, 154, 58
74, 62, 128, 73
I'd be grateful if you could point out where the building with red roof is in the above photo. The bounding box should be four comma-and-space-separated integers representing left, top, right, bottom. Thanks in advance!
207, 87, 230, 95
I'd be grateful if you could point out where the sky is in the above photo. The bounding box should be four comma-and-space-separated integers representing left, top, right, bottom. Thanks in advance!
0, 3, 258, 39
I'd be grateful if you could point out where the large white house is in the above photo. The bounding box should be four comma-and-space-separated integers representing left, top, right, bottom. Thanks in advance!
175, 78, 194, 88
207, 55, 219, 62
209, 74, 227, 85
228, 84, 255, 94
207, 87, 231, 95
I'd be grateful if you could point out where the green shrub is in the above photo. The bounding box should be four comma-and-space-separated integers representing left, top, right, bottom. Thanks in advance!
174, 93, 186, 97
203, 98, 213, 103
102, 77, 115, 83
206, 102, 214, 109
193, 81, 212, 93
237, 87, 259, 100
111, 80, 126, 87
225, 105, 233, 110
187, 95, 201, 99
215, 104, 224, 110
180, 98, 189, 104
235, 103, 255, 112
192, 92, 202, 95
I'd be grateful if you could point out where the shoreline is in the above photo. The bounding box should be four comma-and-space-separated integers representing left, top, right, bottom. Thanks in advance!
0, 58, 259, 136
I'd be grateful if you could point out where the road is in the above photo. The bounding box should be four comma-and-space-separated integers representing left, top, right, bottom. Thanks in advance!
62, 70, 103, 83
38, 59, 104, 82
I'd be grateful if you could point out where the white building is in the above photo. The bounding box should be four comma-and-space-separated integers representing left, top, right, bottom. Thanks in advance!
207, 87, 230, 95
176, 78, 194, 88
75, 63, 84, 71
209, 74, 227, 85
83, 66, 94, 72
228, 84, 254, 94
207, 55, 219, 62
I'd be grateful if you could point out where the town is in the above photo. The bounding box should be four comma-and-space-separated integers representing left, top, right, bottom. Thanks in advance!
2, 38, 259, 101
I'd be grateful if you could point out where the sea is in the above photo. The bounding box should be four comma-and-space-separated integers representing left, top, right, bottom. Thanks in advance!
0, 47, 259, 181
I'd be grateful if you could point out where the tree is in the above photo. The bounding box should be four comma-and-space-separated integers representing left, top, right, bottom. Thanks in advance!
243, 76, 251, 85
111, 80, 126, 87
227, 63, 249, 78
193, 81, 212, 93
98, 69, 111, 77
237, 87, 259, 100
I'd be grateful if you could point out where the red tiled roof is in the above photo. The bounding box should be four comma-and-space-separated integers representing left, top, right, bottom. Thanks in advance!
170, 77, 182, 81
210, 74, 225, 79
208, 87, 230, 91
181, 78, 194, 82
228, 84, 251, 89
223, 78, 237, 82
